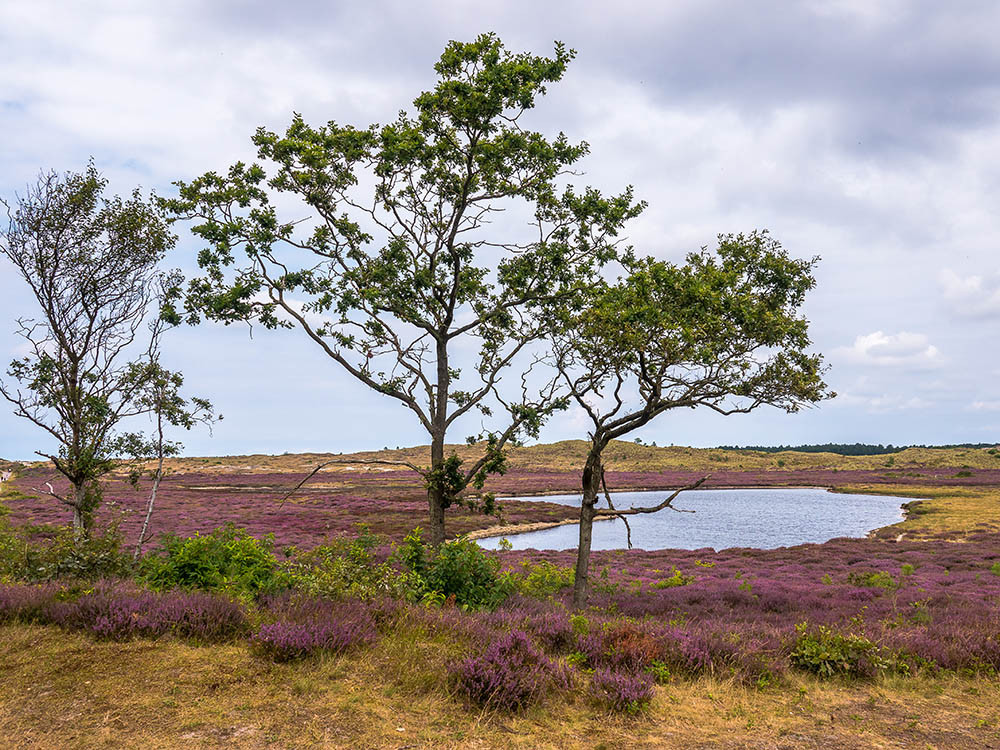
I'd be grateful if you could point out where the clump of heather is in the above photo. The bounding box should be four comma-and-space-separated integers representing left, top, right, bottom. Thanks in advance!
0, 583, 62, 623
252, 598, 377, 661
588, 668, 655, 714
577, 619, 663, 673
450, 629, 571, 711
45, 582, 248, 641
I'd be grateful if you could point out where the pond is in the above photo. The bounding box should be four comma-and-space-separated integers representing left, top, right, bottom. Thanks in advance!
477, 487, 908, 551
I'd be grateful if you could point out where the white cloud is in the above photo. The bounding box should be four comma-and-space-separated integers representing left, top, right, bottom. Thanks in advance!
835, 331, 942, 369
836, 392, 932, 413
969, 400, 1000, 412
940, 268, 1000, 318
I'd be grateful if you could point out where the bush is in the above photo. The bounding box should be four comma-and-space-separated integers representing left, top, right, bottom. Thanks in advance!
400, 529, 512, 610
509, 560, 574, 598
847, 570, 898, 590
46, 583, 249, 641
285, 526, 416, 600
140, 525, 285, 598
790, 623, 886, 679
0, 522, 130, 583
589, 668, 654, 714
450, 629, 571, 711
252, 610, 377, 662
0, 583, 62, 623
577, 619, 663, 673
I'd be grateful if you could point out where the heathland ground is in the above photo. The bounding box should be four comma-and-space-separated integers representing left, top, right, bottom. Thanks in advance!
2, 442, 1000, 748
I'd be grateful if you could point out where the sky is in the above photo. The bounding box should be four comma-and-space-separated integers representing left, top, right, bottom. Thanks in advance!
1, 0, 999, 459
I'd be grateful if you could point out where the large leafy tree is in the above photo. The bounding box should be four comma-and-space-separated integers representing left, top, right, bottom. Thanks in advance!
551, 231, 833, 608
0, 165, 189, 538
163, 34, 642, 545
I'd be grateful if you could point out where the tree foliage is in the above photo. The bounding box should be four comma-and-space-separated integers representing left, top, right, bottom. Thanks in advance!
552, 231, 833, 607
0, 165, 202, 538
163, 33, 643, 544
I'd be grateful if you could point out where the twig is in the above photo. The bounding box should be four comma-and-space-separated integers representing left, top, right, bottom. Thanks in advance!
278, 457, 424, 508
594, 475, 709, 519
600, 468, 634, 549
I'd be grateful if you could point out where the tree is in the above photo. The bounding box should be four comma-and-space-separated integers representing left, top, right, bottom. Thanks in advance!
550, 231, 833, 608
122, 363, 216, 560
0, 165, 182, 538
163, 33, 642, 545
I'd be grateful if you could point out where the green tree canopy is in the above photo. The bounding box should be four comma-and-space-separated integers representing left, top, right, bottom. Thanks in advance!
163, 33, 643, 544
0, 165, 195, 538
551, 231, 833, 607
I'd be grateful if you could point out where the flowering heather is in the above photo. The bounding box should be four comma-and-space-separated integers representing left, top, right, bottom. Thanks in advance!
252, 598, 378, 661
588, 668, 655, 714
0, 582, 63, 623
450, 629, 572, 711
0, 580, 248, 640
45, 582, 249, 641
10, 457, 998, 552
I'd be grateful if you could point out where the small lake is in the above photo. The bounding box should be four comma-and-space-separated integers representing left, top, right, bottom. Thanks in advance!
477, 488, 908, 551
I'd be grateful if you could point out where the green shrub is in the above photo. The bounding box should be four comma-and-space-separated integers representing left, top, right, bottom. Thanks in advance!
509, 560, 574, 598
398, 529, 511, 610
140, 525, 285, 598
285, 526, 416, 600
650, 567, 694, 589
847, 570, 898, 590
790, 623, 887, 679
990, 562, 1000, 577
0, 521, 130, 583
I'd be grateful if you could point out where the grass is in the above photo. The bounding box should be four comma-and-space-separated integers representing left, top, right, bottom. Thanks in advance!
2, 622, 999, 749
838, 484, 1000, 539
4, 444, 1000, 747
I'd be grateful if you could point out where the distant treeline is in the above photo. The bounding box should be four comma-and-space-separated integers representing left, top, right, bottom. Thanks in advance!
715, 443, 997, 456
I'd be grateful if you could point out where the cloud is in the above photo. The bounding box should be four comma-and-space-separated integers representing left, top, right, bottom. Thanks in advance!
940, 268, 1000, 318
836, 392, 933, 413
835, 331, 942, 369
969, 400, 1000, 412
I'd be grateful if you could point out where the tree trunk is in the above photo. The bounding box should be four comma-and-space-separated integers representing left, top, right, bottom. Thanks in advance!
427, 336, 450, 547
427, 431, 447, 547
134, 460, 164, 562
572, 441, 605, 609
71, 482, 87, 541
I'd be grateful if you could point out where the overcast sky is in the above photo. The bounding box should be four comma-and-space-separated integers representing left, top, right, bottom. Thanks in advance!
2, 0, 999, 459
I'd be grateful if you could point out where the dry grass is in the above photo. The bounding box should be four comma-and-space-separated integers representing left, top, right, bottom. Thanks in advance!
836, 483, 1000, 540
1, 623, 998, 749
11, 441, 985, 479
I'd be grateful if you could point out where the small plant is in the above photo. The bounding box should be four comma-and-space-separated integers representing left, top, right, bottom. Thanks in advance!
646, 659, 671, 684
900, 563, 915, 577
510, 560, 574, 598
589, 668, 654, 714
570, 613, 590, 635
650, 567, 694, 589
821, 573, 834, 585
450, 630, 570, 711
990, 562, 1000, 577
847, 570, 898, 590
790, 623, 886, 679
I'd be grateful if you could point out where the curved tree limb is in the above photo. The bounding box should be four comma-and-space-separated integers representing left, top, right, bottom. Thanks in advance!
594, 475, 708, 519
279, 457, 425, 508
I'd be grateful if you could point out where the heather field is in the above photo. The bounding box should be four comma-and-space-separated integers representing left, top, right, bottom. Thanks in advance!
2, 444, 1000, 748
3, 442, 1000, 549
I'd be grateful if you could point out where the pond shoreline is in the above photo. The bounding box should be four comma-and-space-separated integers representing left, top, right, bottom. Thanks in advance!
468, 485, 914, 545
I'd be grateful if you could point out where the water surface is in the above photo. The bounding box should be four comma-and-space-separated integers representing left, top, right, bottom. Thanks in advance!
478, 488, 906, 551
